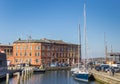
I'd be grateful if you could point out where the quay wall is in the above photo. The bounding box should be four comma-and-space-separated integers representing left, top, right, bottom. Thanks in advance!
46, 66, 71, 71
91, 70, 120, 84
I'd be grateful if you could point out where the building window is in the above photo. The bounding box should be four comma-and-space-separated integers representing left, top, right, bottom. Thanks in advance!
16, 46, 18, 50
35, 53, 37, 56
25, 52, 27, 56
42, 52, 45, 56
42, 60, 44, 63
10, 49, 12, 53
52, 47, 54, 50
26, 59, 28, 62
56, 53, 58, 57
7, 49, 9, 53
0, 61, 2, 65
56, 48, 58, 51
35, 52, 40, 56
30, 59, 32, 63
15, 59, 18, 62
35, 46, 38, 50
73, 48, 75, 51
38, 52, 40, 56
36, 59, 39, 63
30, 52, 32, 56
42, 46, 44, 50
20, 46, 22, 50
36, 46, 40, 50
16, 52, 18, 56
24, 46, 27, 50
60, 53, 61, 57
20, 53, 22, 56
47, 52, 50, 56
47, 46, 50, 51
20, 59, 22, 63
30, 46, 32, 50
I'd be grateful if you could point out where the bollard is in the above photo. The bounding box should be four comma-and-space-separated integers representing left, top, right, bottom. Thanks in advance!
22, 70, 24, 81
6, 73, 9, 84
17, 72, 20, 84
24, 69, 27, 80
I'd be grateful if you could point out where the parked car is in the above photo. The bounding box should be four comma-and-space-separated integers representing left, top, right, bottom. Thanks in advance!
100, 64, 110, 72
106, 66, 120, 73
95, 64, 110, 71
113, 67, 120, 72
95, 65, 101, 71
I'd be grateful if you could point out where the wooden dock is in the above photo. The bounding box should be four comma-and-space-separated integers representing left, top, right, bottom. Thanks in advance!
0, 70, 22, 78
90, 69, 120, 84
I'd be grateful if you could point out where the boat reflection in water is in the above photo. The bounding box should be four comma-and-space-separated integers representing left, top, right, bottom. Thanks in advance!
0, 70, 101, 84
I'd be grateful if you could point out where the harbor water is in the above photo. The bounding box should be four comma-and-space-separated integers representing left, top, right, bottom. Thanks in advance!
0, 70, 102, 84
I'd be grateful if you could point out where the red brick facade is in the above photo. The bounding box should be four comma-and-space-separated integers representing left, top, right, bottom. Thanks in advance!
7, 38, 81, 66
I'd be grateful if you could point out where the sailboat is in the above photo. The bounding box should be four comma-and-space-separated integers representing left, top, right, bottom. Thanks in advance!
73, 0, 89, 82
73, 24, 89, 82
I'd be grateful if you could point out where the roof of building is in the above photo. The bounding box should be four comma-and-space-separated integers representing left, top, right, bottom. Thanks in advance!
13, 38, 78, 45
0, 44, 13, 47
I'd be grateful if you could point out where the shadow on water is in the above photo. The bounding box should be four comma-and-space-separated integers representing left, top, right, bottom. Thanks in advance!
0, 70, 102, 84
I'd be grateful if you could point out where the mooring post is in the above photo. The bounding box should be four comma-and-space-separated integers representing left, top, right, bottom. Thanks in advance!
17, 72, 20, 84
6, 73, 9, 84
21, 70, 24, 81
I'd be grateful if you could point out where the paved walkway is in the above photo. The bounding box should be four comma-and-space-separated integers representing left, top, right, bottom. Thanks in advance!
89, 69, 120, 84
90, 69, 120, 79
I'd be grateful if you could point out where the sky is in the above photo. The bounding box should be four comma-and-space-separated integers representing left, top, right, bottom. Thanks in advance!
0, 0, 120, 58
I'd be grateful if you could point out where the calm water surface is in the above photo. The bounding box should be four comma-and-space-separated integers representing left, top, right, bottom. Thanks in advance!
0, 70, 102, 84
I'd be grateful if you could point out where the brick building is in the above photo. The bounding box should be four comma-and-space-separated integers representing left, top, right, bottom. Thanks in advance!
0, 53, 7, 68
0, 44, 13, 65
0, 44, 13, 57
10, 38, 80, 66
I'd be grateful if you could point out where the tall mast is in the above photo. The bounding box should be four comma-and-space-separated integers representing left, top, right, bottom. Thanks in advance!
84, 0, 87, 67
78, 24, 81, 68
104, 32, 108, 63
79, 24, 81, 62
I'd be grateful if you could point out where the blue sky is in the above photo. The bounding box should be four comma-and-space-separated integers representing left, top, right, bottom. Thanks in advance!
0, 0, 120, 58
